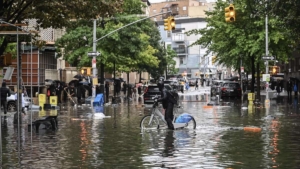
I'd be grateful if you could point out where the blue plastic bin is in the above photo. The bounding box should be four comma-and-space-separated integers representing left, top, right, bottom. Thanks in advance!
93, 94, 104, 107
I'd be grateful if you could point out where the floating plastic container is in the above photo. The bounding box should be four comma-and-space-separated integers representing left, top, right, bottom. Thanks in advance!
243, 127, 262, 132
93, 94, 104, 107
203, 105, 213, 109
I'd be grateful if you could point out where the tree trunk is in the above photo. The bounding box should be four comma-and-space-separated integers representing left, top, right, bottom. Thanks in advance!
127, 72, 130, 104
256, 61, 260, 101
251, 56, 255, 93
0, 37, 8, 56
139, 71, 142, 83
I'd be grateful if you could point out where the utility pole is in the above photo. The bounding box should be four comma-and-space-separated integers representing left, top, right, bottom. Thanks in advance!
265, 2, 270, 107
92, 20, 97, 98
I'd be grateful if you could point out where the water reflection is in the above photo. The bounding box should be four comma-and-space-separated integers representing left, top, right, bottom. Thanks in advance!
1, 96, 300, 168
162, 131, 175, 157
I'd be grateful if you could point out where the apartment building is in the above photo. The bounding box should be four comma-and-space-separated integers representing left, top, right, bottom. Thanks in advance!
150, 0, 225, 79
157, 17, 218, 78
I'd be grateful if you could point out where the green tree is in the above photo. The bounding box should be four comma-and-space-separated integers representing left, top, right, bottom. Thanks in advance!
55, 0, 165, 78
186, 0, 294, 97
0, 0, 124, 55
165, 45, 178, 76
269, 0, 300, 45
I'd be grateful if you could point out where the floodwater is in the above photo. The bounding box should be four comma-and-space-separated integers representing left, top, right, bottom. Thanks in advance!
0, 95, 300, 168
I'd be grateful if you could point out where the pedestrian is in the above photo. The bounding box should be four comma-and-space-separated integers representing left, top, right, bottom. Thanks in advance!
117, 80, 121, 96
122, 81, 127, 97
185, 81, 190, 91
156, 80, 177, 130
55, 82, 63, 104
65, 84, 77, 105
195, 79, 199, 90
287, 79, 292, 97
132, 86, 137, 99
76, 83, 85, 105
294, 82, 298, 97
276, 82, 281, 95
0, 82, 11, 114
96, 85, 101, 95
105, 81, 110, 103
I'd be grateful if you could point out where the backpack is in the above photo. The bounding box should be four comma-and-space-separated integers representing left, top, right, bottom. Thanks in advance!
294, 84, 298, 92
167, 89, 179, 105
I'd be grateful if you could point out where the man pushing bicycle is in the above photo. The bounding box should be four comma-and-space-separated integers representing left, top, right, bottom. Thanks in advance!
156, 78, 177, 130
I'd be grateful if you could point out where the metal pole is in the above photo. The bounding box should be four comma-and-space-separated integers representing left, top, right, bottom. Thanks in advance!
92, 20, 97, 100
241, 57, 243, 101
16, 27, 21, 155
30, 36, 33, 142
95, 11, 171, 42
265, 4, 270, 106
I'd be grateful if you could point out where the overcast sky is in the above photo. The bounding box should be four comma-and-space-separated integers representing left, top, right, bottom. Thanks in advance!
149, 0, 216, 3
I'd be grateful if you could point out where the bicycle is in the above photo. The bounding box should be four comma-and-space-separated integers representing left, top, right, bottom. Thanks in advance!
140, 96, 196, 130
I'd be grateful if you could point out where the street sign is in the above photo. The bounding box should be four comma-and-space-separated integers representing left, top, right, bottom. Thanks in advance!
92, 58, 96, 68
262, 56, 274, 60
262, 74, 270, 82
241, 66, 244, 73
87, 51, 101, 57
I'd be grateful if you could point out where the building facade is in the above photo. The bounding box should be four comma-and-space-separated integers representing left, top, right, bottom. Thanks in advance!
157, 17, 217, 78
149, 0, 232, 80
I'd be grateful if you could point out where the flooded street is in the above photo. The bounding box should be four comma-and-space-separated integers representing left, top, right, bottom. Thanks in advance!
1, 94, 300, 168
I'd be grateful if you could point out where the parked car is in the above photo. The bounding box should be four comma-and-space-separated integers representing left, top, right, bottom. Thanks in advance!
164, 80, 181, 91
143, 84, 173, 106
143, 84, 161, 105
7, 92, 32, 112
220, 81, 242, 98
211, 80, 228, 96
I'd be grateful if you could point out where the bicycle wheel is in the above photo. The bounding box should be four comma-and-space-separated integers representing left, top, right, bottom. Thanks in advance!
185, 116, 196, 129
140, 115, 159, 130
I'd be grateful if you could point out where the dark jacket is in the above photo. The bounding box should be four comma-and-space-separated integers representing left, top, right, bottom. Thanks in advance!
68, 87, 76, 97
158, 89, 177, 109
287, 81, 292, 91
0, 87, 10, 101
77, 85, 85, 98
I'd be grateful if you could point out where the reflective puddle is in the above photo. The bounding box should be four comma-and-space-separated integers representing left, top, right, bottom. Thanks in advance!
0, 96, 299, 168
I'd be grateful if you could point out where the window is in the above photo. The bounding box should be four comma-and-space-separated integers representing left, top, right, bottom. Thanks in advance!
179, 45, 185, 48
153, 9, 156, 13
177, 7, 179, 11
180, 57, 184, 64
183, 6, 187, 10
153, 18, 157, 21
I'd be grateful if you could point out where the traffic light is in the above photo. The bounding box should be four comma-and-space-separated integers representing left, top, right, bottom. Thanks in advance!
169, 16, 175, 30
272, 66, 280, 74
164, 18, 170, 31
225, 4, 235, 22
164, 16, 175, 31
